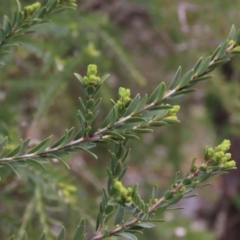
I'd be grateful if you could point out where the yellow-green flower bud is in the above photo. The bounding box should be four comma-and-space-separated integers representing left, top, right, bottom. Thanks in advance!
179, 186, 186, 193
205, 147, 214, 159
87, 64, 98, 76
224, 160, 236, 169
125, 196, 132, 203
114, 181, 123, 191
228, 40, 235, 46
119, 87, 130, 98
83, 76, 89, 84
127, 187, 133, 196
164, 190, 173, 200
88, 75, 100, 85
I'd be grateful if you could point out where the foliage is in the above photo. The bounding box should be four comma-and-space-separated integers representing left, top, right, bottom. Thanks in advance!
0, 0, 239, 239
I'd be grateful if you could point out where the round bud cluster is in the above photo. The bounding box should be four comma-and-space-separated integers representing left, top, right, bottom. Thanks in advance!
163, 105, 180, 122
204, 139, 236, 170
83, 64, 100, 86
116, 87, 132, 111
23, 2, 41, 18
168, 105, 180, 115
58, 182, 77, 204
114, 180, 133, 203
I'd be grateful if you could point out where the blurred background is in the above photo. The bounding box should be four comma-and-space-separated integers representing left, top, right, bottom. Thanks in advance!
0, 0, 240, 239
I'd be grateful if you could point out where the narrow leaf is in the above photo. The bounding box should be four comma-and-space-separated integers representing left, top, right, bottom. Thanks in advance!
100, 74, 110, 84
177, 69, 194, 89
74, 73, 84, 85
49, 154, 70, 169
148, 82, 165, 104
117, 232, 137, 240
0, 137, 8, 157
73, 219, 86, 240
114, 206, 124, 225
39, 233, 45, 240
28, 136, 52, 154
134, 94, 147, 114
169, 66, 181, 90
123, 94, 140, 117
152, 185, 158, 199
77, 146, 98, 159
27, 159, 47, 171
137, 222, 155, 228
3, 163, 20, 178
215, 41, 228, 60
57, 227, 65, 240
20, 233, 27, 240
195, 56, 211, 75
101, 107, 117, 128
228, 25, 236, 40
104, 131, 125, 140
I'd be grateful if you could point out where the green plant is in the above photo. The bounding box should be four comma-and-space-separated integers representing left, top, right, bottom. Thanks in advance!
0, 1, 239, 239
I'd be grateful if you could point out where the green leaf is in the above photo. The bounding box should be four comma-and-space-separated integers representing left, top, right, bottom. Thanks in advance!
101, 107, 117, 128
169, 66, 181, 90
134, 94, 147, 114
57, 227, 65, 240
5, 142, 23, 158
21, 138, 31, 153
195, 56, 211, 75
232, 46, 240, 54
118, 167, 128, 180
228, 25, 236, 40
122, 134, 139, 140
132, 128, 153, 134
207, 59, 231, 72
0, 137, 8, 157
193, 57, 202, 72
3, 163, 20, 178
154, 205, 168, 215
74, 73, 84, 85
172, 88, 196, 97
149, 121, 168, 127
177, 69, 194, 89
27, 159, 47, 171
16, 0, 22, 11
124, 117, 146, 124
39, 233, 45, 240
137, 222, 155, 229
100, 74, 110, 84
188, 75, 212, 87
117, 232, 137, 240
34, 6, 47, 18
0, 27, 5, 43
49, 154, 70, 169
79, 97, 86, 112
20, 233, 27, 240
152, 185, 158, 199
123, 94, 140, 117
105, 205, 114, 215
73, 219, 86, 240
8, 236, 15, 240
114, 206, 124, 225
215, 41, 228, 60
28, 136, 52, 154
76, 146, 98, 159
235, 29, 240, 44
148, 82, 166, 103
105, 209, 117, 223
104, 131, 125, 140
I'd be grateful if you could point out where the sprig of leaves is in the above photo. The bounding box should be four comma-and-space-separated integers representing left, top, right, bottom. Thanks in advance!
87, 140, 236, 240
0, 26, 240, 176
0, 0, 77, 65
